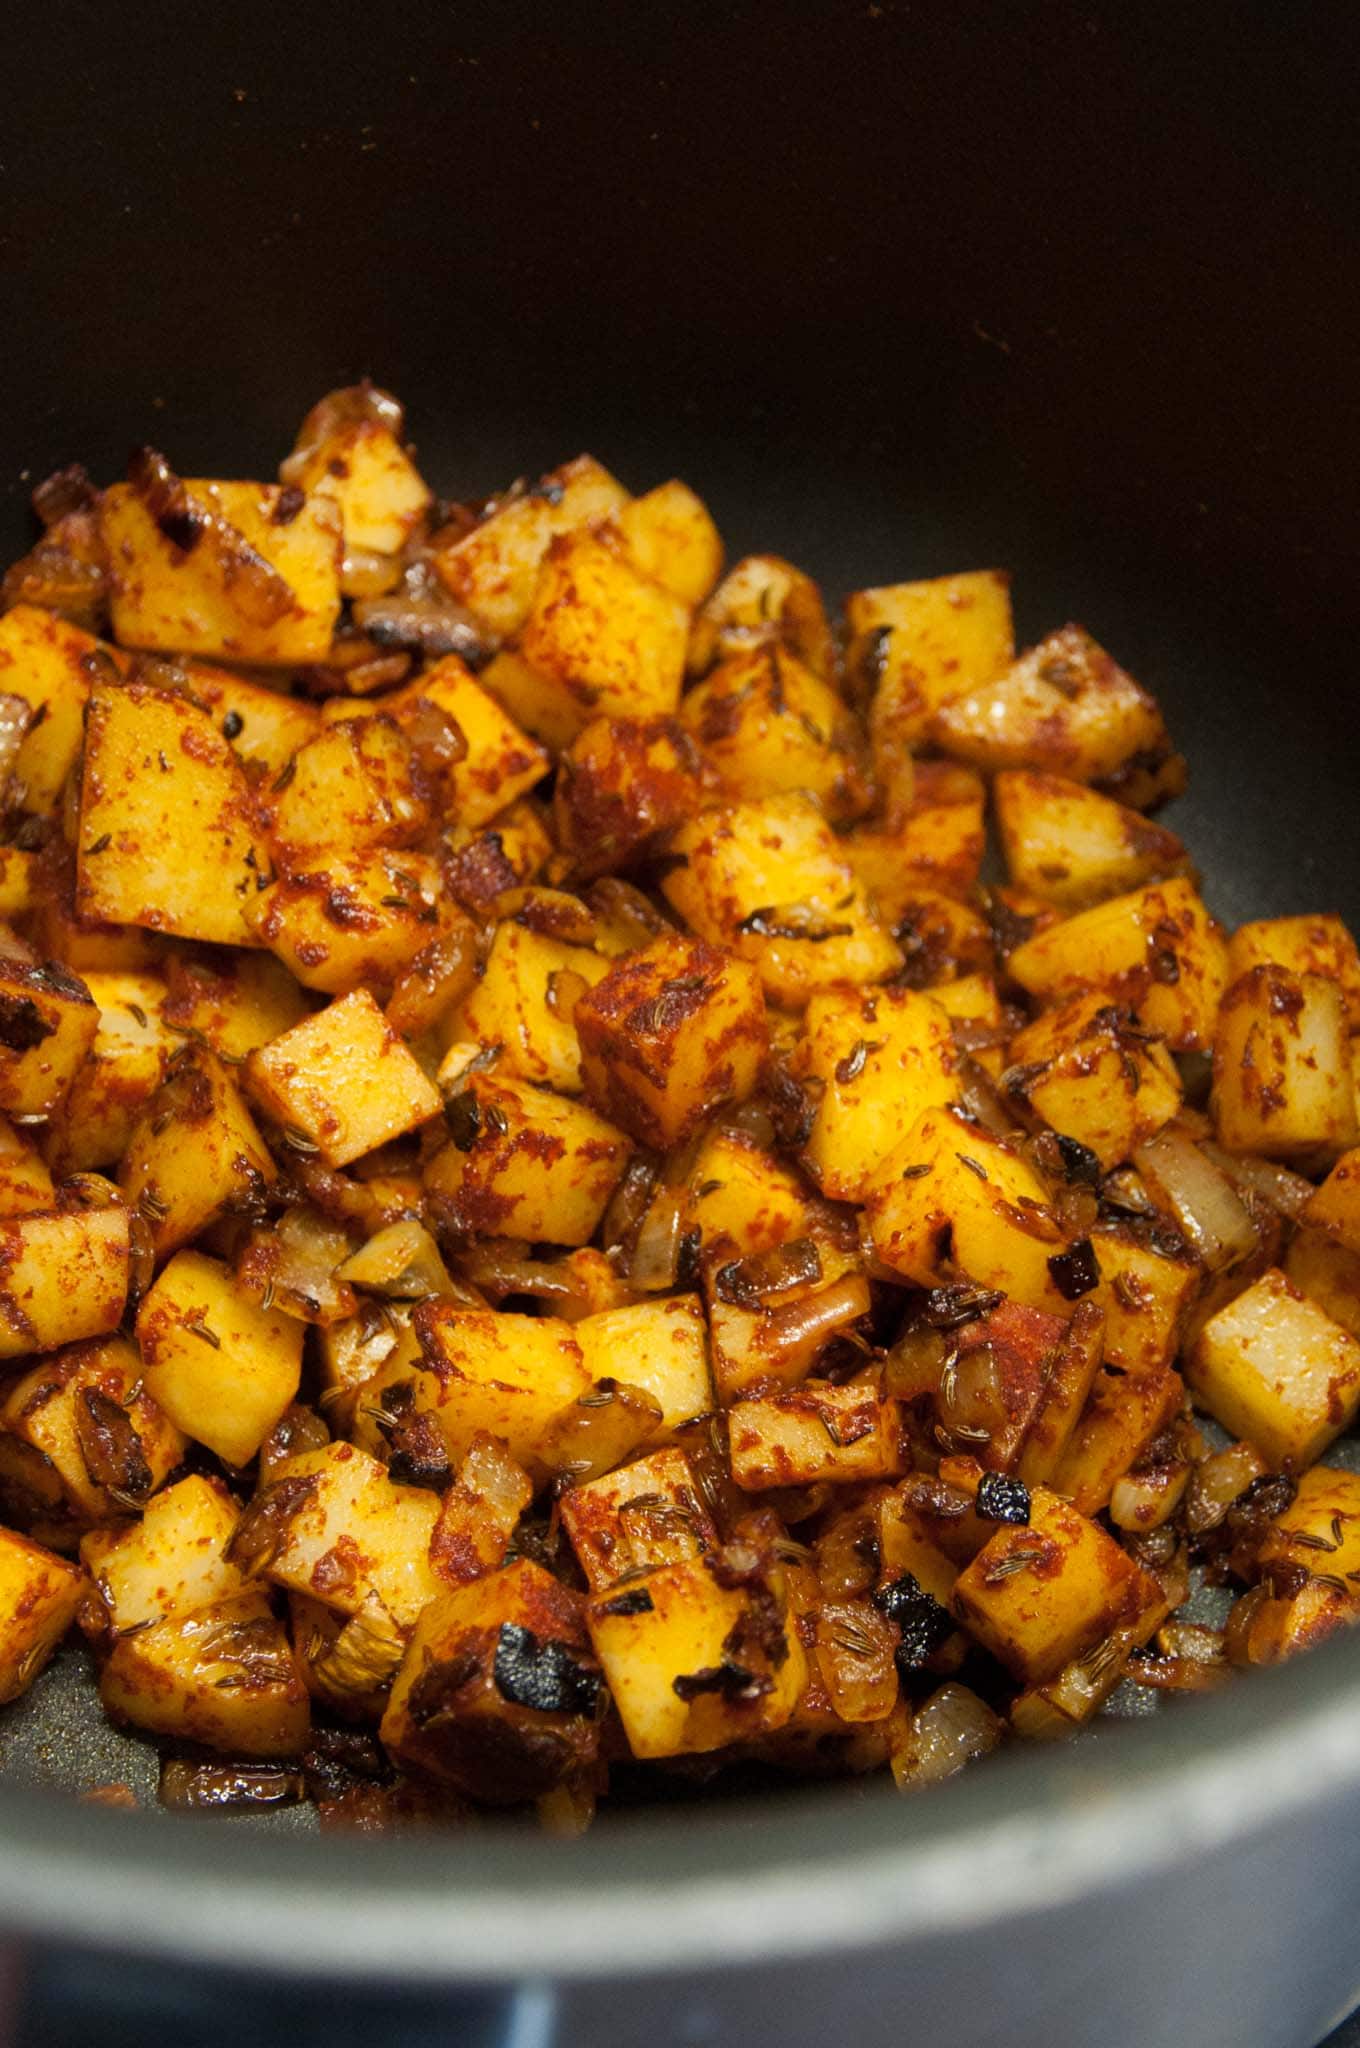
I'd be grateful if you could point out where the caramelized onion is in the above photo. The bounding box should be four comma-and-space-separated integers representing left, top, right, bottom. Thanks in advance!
890, 1683, 1002, 1789
1133, 1127, 1260, 1272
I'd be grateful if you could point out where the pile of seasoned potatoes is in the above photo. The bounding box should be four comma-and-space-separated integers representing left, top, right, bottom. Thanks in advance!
0, 383, 1357, 1825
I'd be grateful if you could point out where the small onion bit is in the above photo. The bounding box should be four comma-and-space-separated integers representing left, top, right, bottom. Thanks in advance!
158, 1760, 306, 1813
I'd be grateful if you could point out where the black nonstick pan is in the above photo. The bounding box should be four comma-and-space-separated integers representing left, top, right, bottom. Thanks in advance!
1, 4, 1358, 2045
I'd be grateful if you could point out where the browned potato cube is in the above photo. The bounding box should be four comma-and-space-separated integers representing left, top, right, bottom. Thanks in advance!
265, 718, 428, 868
0, 1114, 56, 1216
1091, 1222, 1201, 1376
552, 715, 712, 882
389, 1304, 591, 1473
77, 679, 269, 947
0, 1197, 131, 1361
575, 934, 767, 1149
1227, 915, 1360, 1031
559, 1447, 718, 1592
432, 455, 629, 638
99, 1589, 310, 1757
687, 555, 835, 682
846, 569, 1013, 786
683, 1126, 822, 1254
25, 837, 163, 974
0, 1335, 184, 1533
517, 532, 690, 735
41, 969, 170, 1175
284, 410, 431, 561
443, 799, 554, 913
678, 645, 872, 823
1186, 1267, 1360, 1469
380, 654, 549, 828
247, 849, 461, 996
0, 957, 97, 1117
1007, 878, 1228, 1053
136, 1251, 304, 1468
121, 1049, 276, 1258
933, 625, 1183, 801
792, 984, 959, 1202
1211, 966, 1357, 1164
454, 920, 609, 1095
246, 988, 441, 1168
574, 1296, 713, 1436
844, 759, 987, 903
424, 1071, 631, 1247
951, 1487, 1155, 1684
727, 1372, 903, 1490
81, 1474, 247, 1634
994, 769, 1189, 908
617, 480, 723, 606
0, 1527, 84, 1702
177, 659, 321, 775
0, 604, 121, 817
380, 1559, 600, 1802
662, 794, 901, 1007
1049, 1357, 1187, 1514
1005, 992, 1183, 1171
162, 952, 309, 1063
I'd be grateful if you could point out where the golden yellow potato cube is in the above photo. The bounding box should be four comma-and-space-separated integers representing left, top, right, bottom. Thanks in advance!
77, 679, 268, 947
682, 1126, 821, 1253
162, 952, 308, 1062
42, 970, 169, 1176
573, 1295, 713, 1436
1090, 1222, 1201, 1377
687, 555, 835, 682
1256, 1463, 1360, 1584
1005, 991, 1183, 1171
425, 1071, 631, 1247
135, 1251, 304, 1468
846, 568, 1013, 776
575, 933, 767, 1149
951, 1486, 1154, 1684
102, 468, 341, 664
177, 659, 321, 775
0, 848, 34, 922
728, 1373, 903, 1490
0, 1113, 56, 1216
121, 1049, 275, 1258
843, 758, 987, 903
1007, 877, 1228, 1053
265, 718, 428, 868
246, 988, 441, 1169
559, 1447, 718, 1592
933, 624, 1181, 795
1228, 914, 1360, 1030
994, 768, 1189, 908
865, 1104, 1079, 1314
518, 531, 690, 734
381, 1558, 600, 1802
395, 1304, 591, 1472
81, 1474, 246, 1633
455, 920, 608, 1095
0, 1200, 131, 1362
662, 794, 901, 1008
384, 653, 549, 828
0, 604, 123, 816
1212, 966, 1357, 1164
1187, 1267, 1360, 1469
0, 1335, 183, 1529
246, 848, 459, 996
551, 713, 713, 883
0, 1526, 83, 1702
793, 984, 959, 1202
286, 416, 431, 558
474, 649, 584, 755
616, 480, 723, 606
99, 1589, 310, 1756
678, 645, 871, 824
25, 839, 162, 974
0, 956, 97, 1117
1048, 1357, 1187, 1514
433, 455, 629, 638
586, 1552, 806, 1759
235, 1441, 441, 1629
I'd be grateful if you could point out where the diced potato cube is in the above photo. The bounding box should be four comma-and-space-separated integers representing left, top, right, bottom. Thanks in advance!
552, 714, 713, 882
678, 645, 871, 823
424, 1072, 631, 1247
0, 1335, 184, 1530
793, 984, 959, 1202
518, 531, 690, 734
843, 759, 987, 903
433, 455, 629, 638
846, 568, 1013, 778
286, 416, 431, 558
382, 654, 549, 828
682, 1126, 821, 1252
41, 970, 169, 1176
727, 1372, 903, 1490
865, 1105, 1078, 1314
1011, 1302, 1109, 1486
102, 470, 341, 664
0, 1113, 55, 1216
0, 1527, 84, 1702
1005, 991, 1183, 1171
1256, 1463, 1360, 1584
0, 605, 124, 817
380, 1559, 600, 1801
455, 920, 608, 1096
99, 1589, 310, 1756
616, 480, 723, 606
707, 1264, 871, 1405
0, 1199, 131, 1361
0, 848, 34, 922
876, 1493, 966, 1607
576, 934, 767, 1149
475, 650, 584, 755
177, 660, 321, 775
25, 839, 162, 973
245, 988, 441, 1169
1284, 1225, 1360, 1342
951, 1487, 1154, 1684
994, 769, 1188, 908
559, 1447, 717, 1592
933, 625, 1182, 798
889, 887, 996, 987
77, 680, 269, 947
1212, 966, 1357, 1164
662, 794, 901, 1008
1227, 915, 1360, 1032
162, 952, 308, 1062
1007, 878, 1228, 1053
443, 798, 554, 913
1091, 1223, 1201, 1375
81, 1474, 246, 1632
1186, 1268, 1360, 1468
1048, 1357, 1186, 1514
573, 1296, 713, 1436
0, 956, 97, 1117
120, 1049, 276, 1258
234, 1441, 440, 1628
687, 555, 835, 682
135, 1251, 304, 1468
586, 1551, 806, 1759
266, 718, 428, 867
396, 1304, 590, 1473
247, 849, 460, 996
